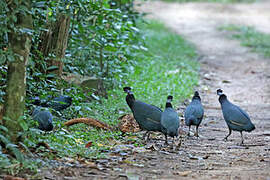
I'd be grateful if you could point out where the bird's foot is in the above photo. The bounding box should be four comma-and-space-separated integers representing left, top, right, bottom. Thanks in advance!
194, 132, 199, 138
164, 140, 169, 146
223, 137, 228, 142
238, 141, 244, 146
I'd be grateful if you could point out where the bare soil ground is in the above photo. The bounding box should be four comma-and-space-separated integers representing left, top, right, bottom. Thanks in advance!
36, 1, 270, 179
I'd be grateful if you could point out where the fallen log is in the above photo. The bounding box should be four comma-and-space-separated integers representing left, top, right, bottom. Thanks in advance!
64, 118, 113, 130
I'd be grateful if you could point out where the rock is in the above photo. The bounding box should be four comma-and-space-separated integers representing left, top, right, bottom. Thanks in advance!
174, 170, 192, 176
61, 73, 107, 97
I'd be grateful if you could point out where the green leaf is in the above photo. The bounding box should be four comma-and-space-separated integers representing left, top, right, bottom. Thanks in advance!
47, 65, 59, 71
33, 1, 47, 8
46, 73, 57, 78
6, 143, 24, 163
0, 125, 8, 133
19, 119, 28, 131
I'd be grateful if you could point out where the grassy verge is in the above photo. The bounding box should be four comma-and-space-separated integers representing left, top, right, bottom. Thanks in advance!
3, 20, 199, 175
40, 20, 199, 157
219, 24, 270, 58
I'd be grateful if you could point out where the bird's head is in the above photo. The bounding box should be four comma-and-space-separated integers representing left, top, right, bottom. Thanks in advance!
123, 87, 135, 108
65, 96, 72, 104
165, 95, 173, 108
123, 87, 132, 94
167, 95, 173, 102
217, 89, 223, 96
192, 91, 201, 101
217, 89, 228, 103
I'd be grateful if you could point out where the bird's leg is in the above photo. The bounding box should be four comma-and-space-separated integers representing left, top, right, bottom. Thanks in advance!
177, 136, 182, 149
224, 129, 232, 141
240, 131, 244, 145
147, 131, 151, 141
188, 126, 191, 136
165, 134, 168, 145
194, 126, 199, 137
143, 131, 149, 141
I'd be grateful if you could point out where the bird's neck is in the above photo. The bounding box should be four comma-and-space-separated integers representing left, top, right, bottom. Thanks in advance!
126, 94, 135, 109
219, 95, 229, 105
165, 103, 173, 108
192, 96, 201, 101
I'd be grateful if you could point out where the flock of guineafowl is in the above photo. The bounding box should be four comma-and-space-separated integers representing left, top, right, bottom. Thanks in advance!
123, 87, 255, 145
32, 86, 255, 145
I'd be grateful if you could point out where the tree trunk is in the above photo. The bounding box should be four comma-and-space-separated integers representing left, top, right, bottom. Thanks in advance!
38, 14, 70, 76
3, 0, 32, 142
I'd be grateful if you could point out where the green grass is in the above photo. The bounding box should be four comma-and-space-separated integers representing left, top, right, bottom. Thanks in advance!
124, 20, 199, 107
219, 24, 270, 58
3, 20, 199, 175
160, 0, 255, 3
36, 20, 199, 158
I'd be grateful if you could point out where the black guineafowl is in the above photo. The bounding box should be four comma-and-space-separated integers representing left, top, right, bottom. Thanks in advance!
32, 107, 53, 131
49, 95, 72, 111
161, 95, 180, 144
217, 89, 255, 144
184, 91, 204, 137
123, 87, 162, 140
31, 95, 72, 111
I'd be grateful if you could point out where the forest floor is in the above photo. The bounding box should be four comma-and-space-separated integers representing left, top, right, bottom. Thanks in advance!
38, 1, 270, 179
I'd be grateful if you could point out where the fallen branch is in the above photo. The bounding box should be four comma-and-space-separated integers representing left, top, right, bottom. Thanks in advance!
64, 118, 113, 130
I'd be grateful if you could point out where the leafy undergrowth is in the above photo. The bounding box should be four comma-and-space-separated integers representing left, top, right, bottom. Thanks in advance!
0, 20, 199, 175
219, 24, 270, 58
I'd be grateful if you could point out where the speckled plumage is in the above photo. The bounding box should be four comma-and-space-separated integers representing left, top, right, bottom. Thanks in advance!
161, 96, 180, 144
123, 87, 162, 140
32, 107, 53, 131
184, 91, 204, 137
50, 95, 72, 111
217, 89, 255, 144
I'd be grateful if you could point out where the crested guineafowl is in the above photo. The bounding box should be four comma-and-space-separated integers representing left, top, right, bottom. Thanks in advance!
217, 89, 255, 144
123, 87, 162, 140
184, 91, 204, 137
31, 95, 72, 111
32, 107, 53, 131
161, 95, 180, 144
50, 95, 72, 111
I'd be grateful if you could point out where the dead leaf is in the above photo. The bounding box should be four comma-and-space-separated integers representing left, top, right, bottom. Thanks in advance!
132, 147, 148, 153
188, 154, 203, 160
133, 163, 144, 167
174, 171, 192, 176
84, 161, 98, 168
145, 143, 159, 151
4, 176, 26, 180
118, 114, 140, 133
85, 141, 93, 148
222, 80, 231, 83
228, 145, 249, 149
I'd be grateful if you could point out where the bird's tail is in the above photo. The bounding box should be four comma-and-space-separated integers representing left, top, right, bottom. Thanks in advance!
248, 123, 255, 132
185, 115, 196, 126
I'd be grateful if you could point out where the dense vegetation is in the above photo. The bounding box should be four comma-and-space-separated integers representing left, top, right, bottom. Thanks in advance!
0, 0, 199, 175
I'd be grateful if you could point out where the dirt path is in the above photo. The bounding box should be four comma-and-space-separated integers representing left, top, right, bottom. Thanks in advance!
38, 1, 270, 179
133, 1, 270, 179
134, 1, 270, 179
